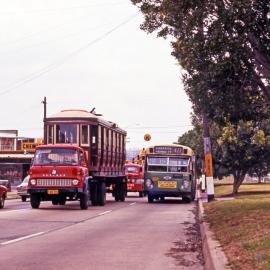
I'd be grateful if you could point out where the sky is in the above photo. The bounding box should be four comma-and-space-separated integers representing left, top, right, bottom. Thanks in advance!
0, 0, 193, 149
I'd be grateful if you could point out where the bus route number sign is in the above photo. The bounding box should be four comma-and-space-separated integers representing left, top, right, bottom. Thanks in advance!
154, 146, 183, 154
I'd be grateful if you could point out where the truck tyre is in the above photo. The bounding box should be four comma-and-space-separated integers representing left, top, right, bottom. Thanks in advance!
119, 182, 126, 202
80, 192, 89, 210
90, 182, 98, 206
30, 194, 41, 209
97, 182, 106, 206
0, 195, 5, 209
148, 194, 154, 203
21, 196, 27, 202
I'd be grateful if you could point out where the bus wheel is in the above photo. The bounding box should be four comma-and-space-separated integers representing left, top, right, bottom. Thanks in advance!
90, 182, 98, 206
182, 197, 191, 203
52, 199, 58, 205
148, 194, 154, 203
80, 192, 89, 210
30, 195, 40, 209
59, 197, 66, 205
139, 191, 144, 198
97, 182, 106, 206
21, 196, 27, 202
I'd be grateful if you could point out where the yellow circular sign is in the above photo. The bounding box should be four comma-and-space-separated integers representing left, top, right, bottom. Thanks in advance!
144, 134, 151, 141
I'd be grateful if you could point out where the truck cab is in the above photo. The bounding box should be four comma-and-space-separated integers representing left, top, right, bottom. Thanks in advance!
28, 145, 90, 209
125, 163, 144, 197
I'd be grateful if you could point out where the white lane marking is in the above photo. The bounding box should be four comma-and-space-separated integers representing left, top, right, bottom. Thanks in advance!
129, 202, 136, 206
1, 232, 45, 246
98, 210, 112, 216
0, 209, 29, 215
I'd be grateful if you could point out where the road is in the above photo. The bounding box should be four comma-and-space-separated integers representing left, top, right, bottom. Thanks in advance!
0, 194, 203, 270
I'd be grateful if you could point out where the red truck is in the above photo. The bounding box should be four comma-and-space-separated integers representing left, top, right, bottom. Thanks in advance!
28, 109, 127, 209
125, 163, 145, 197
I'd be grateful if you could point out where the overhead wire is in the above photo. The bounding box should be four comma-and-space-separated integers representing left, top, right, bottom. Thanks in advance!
0, 12, 139, 97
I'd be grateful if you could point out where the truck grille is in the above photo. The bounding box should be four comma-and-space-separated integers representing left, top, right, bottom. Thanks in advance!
36, 179, 73, 187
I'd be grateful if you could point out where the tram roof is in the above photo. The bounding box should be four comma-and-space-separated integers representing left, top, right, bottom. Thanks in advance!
45, 109, 126, 134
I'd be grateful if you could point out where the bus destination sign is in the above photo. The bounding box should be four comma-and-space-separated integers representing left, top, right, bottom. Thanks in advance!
154, 146, 183, 155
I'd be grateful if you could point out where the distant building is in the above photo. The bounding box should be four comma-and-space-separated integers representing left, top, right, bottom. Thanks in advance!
0, 130, 18, 151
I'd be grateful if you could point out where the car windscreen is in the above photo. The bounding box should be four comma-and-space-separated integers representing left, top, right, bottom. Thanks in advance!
33, 148, 79, 166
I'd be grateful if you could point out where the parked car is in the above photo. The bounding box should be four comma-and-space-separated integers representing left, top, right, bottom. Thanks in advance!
16, 175, 30, 202
0, 184, 7, 208
0, 179, 11, 192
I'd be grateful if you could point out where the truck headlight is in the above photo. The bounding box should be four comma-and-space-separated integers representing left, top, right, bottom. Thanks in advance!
72, 179, 79, 186
30, 179, 36, 185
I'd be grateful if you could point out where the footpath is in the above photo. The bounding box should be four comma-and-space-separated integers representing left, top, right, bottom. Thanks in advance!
198, 191, 232, 270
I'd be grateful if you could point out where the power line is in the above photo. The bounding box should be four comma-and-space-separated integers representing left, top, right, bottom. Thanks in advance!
0, 13, 139, 97
0, 2, 127, 15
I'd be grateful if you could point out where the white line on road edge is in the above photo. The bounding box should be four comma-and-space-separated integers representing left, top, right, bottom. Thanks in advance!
98, 210, 112, 216
129, 202, 136, 206
1, 232, 45, 246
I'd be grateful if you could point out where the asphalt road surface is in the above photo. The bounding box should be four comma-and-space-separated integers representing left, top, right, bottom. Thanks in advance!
0, 194, 204, 270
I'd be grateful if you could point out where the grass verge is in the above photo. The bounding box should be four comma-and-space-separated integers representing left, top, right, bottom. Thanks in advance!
204, 187, 270, 270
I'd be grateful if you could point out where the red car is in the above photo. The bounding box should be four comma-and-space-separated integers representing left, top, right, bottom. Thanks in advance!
0, 184, 7, 209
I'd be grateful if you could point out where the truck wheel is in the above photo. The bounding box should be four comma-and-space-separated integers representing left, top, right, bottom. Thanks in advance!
148, 194, 154, 203
97, 182, 106, 206
80, 192, 89, 210
119, 182, 126, 202
21, 196, 27, 202
90, 182, 98, 206
30, 195, 41, 209
0, 195, 5, 209
139, 191, 144, 198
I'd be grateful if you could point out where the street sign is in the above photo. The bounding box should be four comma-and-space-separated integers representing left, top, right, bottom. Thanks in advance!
144, 134, 151, 141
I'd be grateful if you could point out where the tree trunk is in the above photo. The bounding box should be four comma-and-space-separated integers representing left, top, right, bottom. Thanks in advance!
258, 176, 262, 184
232, 171, 246, 195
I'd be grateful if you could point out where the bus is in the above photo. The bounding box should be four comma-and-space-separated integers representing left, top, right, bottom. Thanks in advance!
141, 144, 196, 203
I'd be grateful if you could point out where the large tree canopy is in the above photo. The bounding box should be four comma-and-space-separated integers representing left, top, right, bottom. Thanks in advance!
131, 0, 270, 118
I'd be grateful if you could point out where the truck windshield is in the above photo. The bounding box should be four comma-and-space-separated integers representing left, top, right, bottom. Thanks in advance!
125, 166, 139, 173
33, 148, 79, 166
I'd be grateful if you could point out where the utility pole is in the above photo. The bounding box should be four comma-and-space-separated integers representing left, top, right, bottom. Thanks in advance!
42, 97, 47, 144
203, 114, 214, 202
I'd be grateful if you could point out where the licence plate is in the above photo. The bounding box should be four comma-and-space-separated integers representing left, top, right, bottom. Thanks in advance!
47, 190, 59, 195
158, 181, 177, 189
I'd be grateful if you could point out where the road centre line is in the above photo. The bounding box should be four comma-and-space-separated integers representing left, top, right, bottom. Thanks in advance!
129, 202, 136, 206
98, 210, 113, 216
1, 232, 45, 246
0, 208, 29, 215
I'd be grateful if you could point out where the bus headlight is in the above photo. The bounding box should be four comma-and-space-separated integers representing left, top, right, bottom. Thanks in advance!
145, 179, 153, 189
30, 179, 36, 185
182, 180, 189, 189
72, 179, 79, 186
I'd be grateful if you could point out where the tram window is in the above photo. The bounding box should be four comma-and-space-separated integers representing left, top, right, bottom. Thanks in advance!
81, 125, 89, 145
47, 125, 54, 144
56, 124, 77, 144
